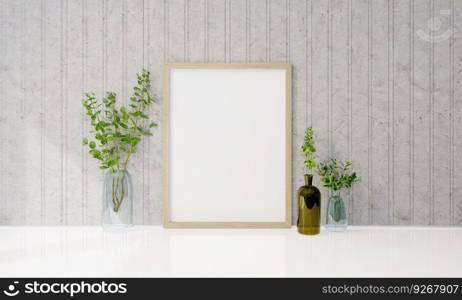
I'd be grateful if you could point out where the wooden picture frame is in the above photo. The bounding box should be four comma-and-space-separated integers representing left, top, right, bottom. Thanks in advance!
163, 63, 292, 228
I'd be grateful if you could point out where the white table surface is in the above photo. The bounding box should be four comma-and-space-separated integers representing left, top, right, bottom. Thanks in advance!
1, 226, 461, 277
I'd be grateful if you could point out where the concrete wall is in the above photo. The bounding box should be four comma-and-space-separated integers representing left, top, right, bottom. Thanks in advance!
1, 0, 461, 225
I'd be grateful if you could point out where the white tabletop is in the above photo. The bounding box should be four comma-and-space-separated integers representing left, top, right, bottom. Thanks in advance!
1, 226, 461, 277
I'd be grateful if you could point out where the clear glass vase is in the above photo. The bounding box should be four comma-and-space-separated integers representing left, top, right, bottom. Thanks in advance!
325, 189, 347, 231
102, 169, 133, 229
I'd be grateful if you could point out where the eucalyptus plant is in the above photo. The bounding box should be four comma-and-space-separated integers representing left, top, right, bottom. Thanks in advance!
301, 126, 317, 174
316, 158, 359, 192
82, 69, 157, 212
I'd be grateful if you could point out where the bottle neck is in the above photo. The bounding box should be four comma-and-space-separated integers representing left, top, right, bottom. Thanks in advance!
304, 174, 313, 186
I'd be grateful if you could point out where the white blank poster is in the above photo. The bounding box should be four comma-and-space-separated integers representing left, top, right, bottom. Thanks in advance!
164, 64, 291, 227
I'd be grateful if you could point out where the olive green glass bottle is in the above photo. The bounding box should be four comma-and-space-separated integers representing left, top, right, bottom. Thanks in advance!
297, 174, 321, 235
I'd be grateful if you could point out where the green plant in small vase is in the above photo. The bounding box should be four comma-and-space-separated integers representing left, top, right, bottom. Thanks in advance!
317, 158, 359, 231
297, 127, 321, 235
82, 69, 157, 228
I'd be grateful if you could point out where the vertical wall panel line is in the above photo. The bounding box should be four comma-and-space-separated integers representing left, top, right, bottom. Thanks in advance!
245, 0, 249, 63
450, 0, 455, 225
286, 0, 289, 62
266, 0, 269, 62
228, 0, 232, 62
142, 0, 145, 67
304, 0, 308, 126
100, 0, 107, 225
140, 0, 146, 223
6, 2, 12, 223
164, 0, 168, 62
0, 1, 8, 221
224, 0, 227, 62
141, 0, 146, 224
1, 0, 5, 222
21, 0, 26, 223
429, 0, 434, 225
368, 0, 373, 224
245, 0, 249, 62
185, 0, 189, 62
141, 0, 146, 225
348, 0, 353, 221
102, 0, 106, 95
145, 0, 151, 224
310, 0, 312, 125
60, 0, 64, 224
204, 0, 207, 62
61, 0, 68, 225
388, 0, 395, 224
410, 0, 415, 224
327, 0, 332, 157
40, 0, 46, 224
229, 0, 232, 62
20, 0, 25, 117
305, 0, 312, 126
123, 0, 127, 106
81, 0, 87, 224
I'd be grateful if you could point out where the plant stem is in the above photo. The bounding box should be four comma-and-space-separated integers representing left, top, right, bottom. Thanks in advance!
111, 170, 127, 213
111, 176, 117, 208
112, 176, 120, 213
122, 154, 131, 169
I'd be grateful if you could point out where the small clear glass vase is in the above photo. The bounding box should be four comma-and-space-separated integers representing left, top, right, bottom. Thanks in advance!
325, 189, 347, 231
102, 169, 133, 229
